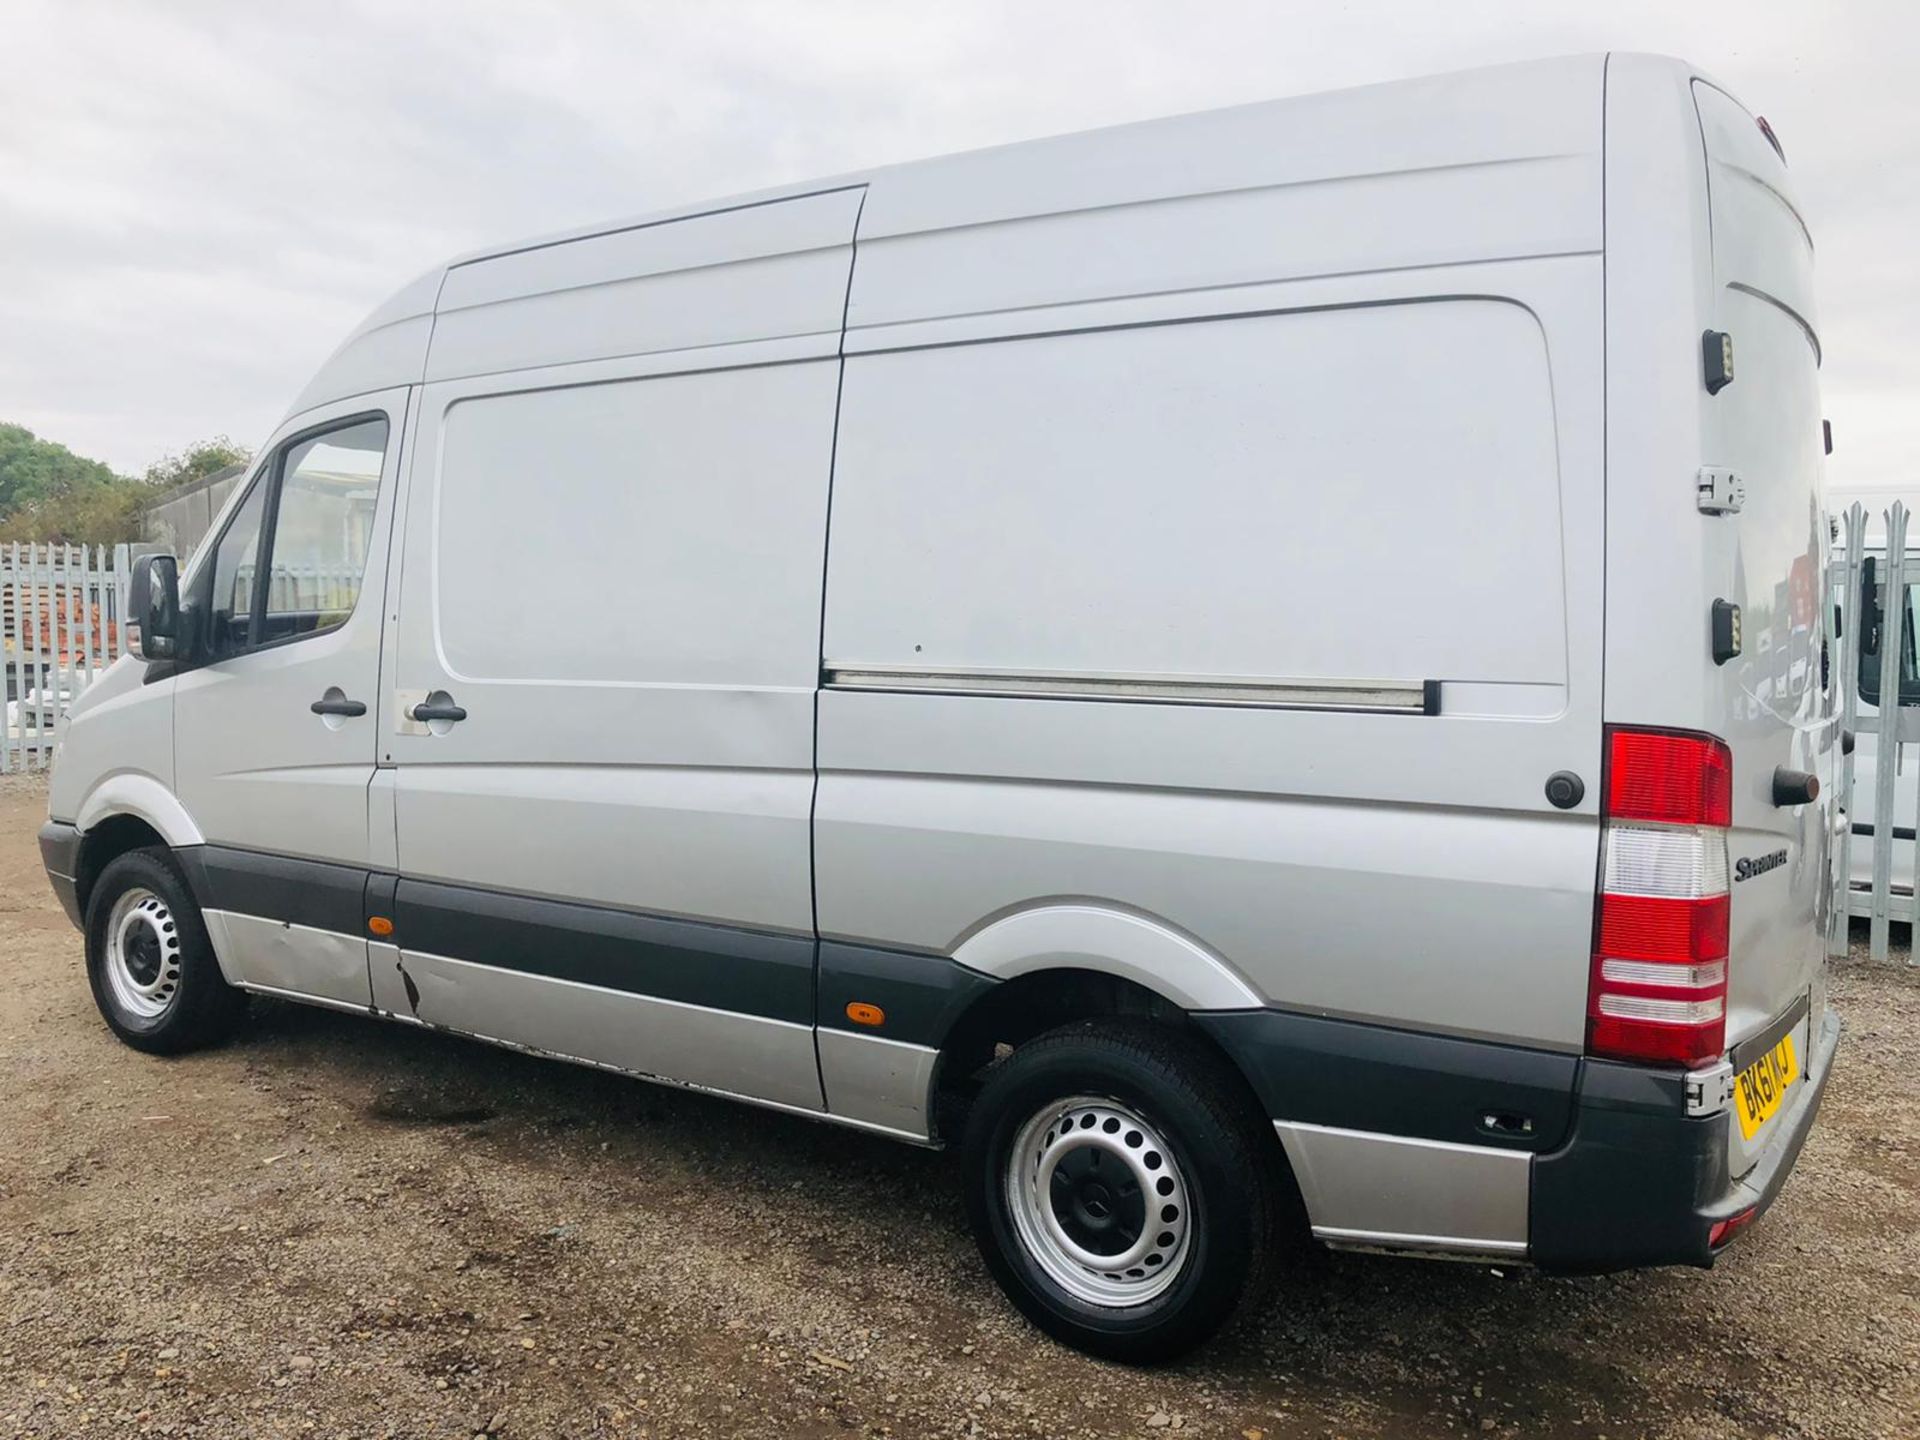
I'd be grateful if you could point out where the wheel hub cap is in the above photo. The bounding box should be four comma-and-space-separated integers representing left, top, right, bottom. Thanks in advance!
1006, 1096, 1192, 1307
104, 887, 183, 1021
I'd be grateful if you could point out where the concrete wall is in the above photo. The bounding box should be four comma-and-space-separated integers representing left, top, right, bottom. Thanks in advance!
142, 463, 246, 564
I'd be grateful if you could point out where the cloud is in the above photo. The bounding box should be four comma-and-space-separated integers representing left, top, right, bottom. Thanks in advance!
0, 0, 1909, 493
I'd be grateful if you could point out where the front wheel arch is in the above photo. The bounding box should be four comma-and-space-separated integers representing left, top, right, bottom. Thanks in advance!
73, 813, 168, 920
83, 845, 245, 1054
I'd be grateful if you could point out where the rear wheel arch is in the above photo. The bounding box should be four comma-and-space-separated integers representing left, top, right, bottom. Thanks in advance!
947, 902, 1264, 1011
929, 965, 1276, 1152
927, 903, 1271, 1141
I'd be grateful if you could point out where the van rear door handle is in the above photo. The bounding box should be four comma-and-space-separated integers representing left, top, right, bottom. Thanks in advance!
310, 693, 367, 717
410, 697, 468, 723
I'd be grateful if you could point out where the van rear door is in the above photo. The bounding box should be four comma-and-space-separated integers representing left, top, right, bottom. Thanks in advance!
1692, 79, 1830, 1172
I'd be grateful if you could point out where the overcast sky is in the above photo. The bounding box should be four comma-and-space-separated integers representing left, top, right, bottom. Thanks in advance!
1, 1, 1911, 499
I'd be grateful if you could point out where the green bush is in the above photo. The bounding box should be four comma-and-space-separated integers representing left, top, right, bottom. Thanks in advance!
0, 424, 251, 547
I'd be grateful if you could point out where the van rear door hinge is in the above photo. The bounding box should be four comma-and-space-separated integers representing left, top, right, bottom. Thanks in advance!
1697, 467, 1745, 516
1685, 1059, 1735, 1117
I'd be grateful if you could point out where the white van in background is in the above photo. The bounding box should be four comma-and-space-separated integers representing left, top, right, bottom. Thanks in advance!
1842, 729, 1914, 907
1837, 541, 1920, 909
39, 54, 1837, 1361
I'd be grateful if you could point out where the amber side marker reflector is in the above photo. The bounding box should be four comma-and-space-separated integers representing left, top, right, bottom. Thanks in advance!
368, 916, 394, 937
845, 1002, 885, 1027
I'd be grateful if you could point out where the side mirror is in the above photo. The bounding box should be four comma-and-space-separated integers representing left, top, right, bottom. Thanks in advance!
127, 553, 181, 661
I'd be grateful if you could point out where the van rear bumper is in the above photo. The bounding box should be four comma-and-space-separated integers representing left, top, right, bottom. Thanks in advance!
1200, 1002, 1838, 1269
1529, 1005, 1841, 1273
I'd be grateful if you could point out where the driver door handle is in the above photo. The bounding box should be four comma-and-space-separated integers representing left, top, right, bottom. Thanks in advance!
410, 698, 469, 723
310, 695, 367, 717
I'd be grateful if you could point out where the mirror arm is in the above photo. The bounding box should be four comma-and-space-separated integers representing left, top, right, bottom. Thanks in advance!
172, 597, 203, 667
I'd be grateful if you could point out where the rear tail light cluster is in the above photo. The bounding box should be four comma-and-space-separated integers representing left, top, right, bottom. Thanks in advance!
1587, 729, 1733, 1067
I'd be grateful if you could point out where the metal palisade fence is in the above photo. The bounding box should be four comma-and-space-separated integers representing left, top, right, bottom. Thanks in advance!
1, 542, 131, 773
1828, 500, 1920, 963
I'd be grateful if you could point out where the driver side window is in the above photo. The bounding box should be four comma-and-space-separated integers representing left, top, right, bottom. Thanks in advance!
207, 473, 269, 658
197, 414, 389, 663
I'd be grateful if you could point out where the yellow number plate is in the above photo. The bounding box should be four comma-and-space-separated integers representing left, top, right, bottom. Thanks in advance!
1733, 1032, 1800, 1140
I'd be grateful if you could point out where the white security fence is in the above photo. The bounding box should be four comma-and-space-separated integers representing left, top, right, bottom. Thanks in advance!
1, 543, 131, 773
1828, 501, 1920, 962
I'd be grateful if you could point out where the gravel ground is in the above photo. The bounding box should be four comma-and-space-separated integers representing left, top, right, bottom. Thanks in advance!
1, 771, 1915, 1439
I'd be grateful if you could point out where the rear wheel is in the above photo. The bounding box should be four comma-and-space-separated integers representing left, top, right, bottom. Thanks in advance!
960, 1018, 1289, 1362
85, 848, 245, 1054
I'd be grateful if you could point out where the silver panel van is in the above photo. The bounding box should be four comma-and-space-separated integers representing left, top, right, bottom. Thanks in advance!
39, 53, 1838, 1360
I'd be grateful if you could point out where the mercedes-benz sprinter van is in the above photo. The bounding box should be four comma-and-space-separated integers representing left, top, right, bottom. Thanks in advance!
39, 54, 1838, 1361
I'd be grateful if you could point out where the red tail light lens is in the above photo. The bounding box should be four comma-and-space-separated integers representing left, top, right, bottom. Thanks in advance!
1597, 893, 1729, 964
1606, 730, 1732, 827
1587, 729, 1733, 1068
1587, 974, 1727, 1064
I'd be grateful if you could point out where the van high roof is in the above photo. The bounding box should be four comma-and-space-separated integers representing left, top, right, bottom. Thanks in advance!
293, 51, 1701, 419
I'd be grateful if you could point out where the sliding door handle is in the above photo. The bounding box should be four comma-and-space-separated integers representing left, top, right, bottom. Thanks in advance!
410, 696, 468, 723
311, 690, 367, 717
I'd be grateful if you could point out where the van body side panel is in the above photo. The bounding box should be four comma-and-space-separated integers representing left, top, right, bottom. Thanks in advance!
44, 655, 178, 855
830, 303, 1567, 692
819, 276, 1607, 1056
848, 55, 1603, 332
379, 193, 861, 1113
427, 190, 863, 382
819, 764, 1598, 1051
388, 358, 834, 934
816, 70, 1610, 1235
386, 949, 827, 1114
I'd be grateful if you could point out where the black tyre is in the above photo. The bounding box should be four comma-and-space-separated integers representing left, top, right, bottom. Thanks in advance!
84, 847, 245, 1054
961, 1018, 1290, 1363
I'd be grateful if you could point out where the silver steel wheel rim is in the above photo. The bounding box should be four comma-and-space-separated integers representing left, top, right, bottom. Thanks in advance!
104, 887, 183, 1021
1005, 1095, 1193, 1307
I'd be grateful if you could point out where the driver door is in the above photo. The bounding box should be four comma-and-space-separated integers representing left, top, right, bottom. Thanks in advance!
172, 388, 410, 1005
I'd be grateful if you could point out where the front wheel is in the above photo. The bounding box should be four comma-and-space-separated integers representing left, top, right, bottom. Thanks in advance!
960, 1019, 1290, 1363
85, 847, 245, 1054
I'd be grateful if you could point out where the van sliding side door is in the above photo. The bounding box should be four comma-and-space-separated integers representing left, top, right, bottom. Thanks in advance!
374, 189, 864, 1111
